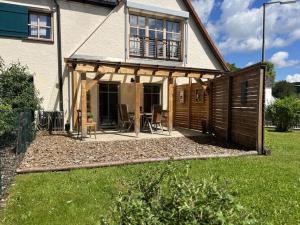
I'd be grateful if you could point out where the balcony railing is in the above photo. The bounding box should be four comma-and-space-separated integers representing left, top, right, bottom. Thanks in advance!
129, 37, 182, 61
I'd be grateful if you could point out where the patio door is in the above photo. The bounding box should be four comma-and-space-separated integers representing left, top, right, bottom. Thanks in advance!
99, 83, 119, 128
143, 84, 161, 113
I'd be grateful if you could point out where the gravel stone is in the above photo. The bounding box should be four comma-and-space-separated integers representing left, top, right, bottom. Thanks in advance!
18, 132, 252, 170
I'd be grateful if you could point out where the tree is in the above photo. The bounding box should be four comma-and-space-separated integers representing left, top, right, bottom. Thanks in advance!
0, 60, 42, 113
265, 62, 276, 84
227, 63, 240, 72
266, 97, 300, 132
272, 81, 296, 99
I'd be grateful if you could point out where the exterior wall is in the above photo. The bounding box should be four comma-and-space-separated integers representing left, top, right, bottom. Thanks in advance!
265, 87, 275, 106
75, 0, 223, 70
0, 0, 224, 125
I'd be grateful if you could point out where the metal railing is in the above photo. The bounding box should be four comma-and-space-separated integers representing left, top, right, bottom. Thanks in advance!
129, 37, 181, 61
265, 120, 300, 130
37, 111, 64, 133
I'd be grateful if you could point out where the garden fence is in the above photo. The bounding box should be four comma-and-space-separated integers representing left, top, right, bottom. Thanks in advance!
0, 110, 35, 195
265, 120, 300, 130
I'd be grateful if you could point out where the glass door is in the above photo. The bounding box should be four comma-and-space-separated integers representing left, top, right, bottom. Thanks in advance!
99, 83, 119, 128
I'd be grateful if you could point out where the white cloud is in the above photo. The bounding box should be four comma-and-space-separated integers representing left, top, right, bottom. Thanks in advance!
286, 73, 300, 83
193, 0, 300, 54
245, 61, 254, 67
270, 51, 299, 68
192, 0, 215, 24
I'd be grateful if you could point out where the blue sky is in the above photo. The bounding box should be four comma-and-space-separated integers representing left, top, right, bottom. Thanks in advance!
192, 0, 300, 82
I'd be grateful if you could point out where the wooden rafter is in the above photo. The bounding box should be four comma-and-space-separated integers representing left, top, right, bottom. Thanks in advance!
66, 58, 224, 79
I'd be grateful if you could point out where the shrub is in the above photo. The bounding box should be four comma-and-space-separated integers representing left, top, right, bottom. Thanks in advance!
272, 81, 296, 99
266, 97, 300, 132
101, 166, 256, 225
0, 59, 42, 113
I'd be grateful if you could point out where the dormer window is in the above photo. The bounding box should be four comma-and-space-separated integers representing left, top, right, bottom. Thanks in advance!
129, 14, 182, 61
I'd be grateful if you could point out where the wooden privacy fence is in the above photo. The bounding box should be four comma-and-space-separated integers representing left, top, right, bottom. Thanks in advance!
210, 63, 266, 153
174, 83, 209, 131
174, 63, 266, 153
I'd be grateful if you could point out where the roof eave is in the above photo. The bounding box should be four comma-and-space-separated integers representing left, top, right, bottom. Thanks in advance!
182, 0, 229, 72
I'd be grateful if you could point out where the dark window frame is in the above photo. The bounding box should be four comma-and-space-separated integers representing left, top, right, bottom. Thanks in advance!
143, 84, 162, 113
27, 8, 53, 42
129, 13, 183, 62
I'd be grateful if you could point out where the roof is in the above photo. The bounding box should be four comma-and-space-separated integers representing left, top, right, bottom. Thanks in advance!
67, 0, 117, 7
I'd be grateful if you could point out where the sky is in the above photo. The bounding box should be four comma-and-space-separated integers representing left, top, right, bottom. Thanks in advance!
191, 0, 300, 82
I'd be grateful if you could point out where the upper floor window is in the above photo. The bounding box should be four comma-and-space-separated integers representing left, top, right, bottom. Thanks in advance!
129, 14, 182, 61
28, 11, 52, 41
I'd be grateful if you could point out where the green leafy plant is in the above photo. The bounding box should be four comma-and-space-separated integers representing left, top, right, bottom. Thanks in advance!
0, 59, 42, 113
266, 96, 300, 132
101, 165, 256, 225
272, 81, 296, 99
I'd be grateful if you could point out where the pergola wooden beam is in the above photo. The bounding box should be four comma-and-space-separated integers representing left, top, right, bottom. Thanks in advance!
65, 58, 223, 78
81, 73, 88, 137
168, 76, 174, 135
135, 76, 141, 137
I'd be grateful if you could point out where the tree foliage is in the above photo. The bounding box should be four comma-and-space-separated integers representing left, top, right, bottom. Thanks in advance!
0, 58, 41, 136
266, 97, 300, 132
0, 59, 42, 112
101, 166, 256, 225
265, 62, 276, 84
272, 81, 296, 99
227, 63, 240, 72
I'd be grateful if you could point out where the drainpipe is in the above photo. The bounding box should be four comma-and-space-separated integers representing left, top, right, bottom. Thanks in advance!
54, 0, 64, 113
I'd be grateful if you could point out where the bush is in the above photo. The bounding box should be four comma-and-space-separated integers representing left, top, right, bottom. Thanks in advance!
266, 97, 300, 132
0, 59, 42, 113
101, 166, 256, 225
272, 81, 296, 99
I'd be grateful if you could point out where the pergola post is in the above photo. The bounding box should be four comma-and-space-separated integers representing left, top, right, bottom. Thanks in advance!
81, 73, 87, 137
168, 76, 174, 135
135, 75, 141, 137
72, 70, 79, 131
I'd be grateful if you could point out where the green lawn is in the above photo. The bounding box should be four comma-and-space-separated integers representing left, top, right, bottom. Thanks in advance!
1, 130, 300, 225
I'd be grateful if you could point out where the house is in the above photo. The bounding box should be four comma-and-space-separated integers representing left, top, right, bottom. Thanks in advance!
0, 0, 266, 153
265, 77, 275, 106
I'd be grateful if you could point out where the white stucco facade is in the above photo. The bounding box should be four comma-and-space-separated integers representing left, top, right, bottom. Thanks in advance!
0, 0, 225, 127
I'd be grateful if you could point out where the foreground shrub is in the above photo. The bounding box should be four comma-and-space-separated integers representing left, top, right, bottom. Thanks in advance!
266, 97, 300, 132
101, 166, 256, 225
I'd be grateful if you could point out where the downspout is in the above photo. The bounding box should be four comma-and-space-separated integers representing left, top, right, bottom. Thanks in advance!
54, 0, 64, 113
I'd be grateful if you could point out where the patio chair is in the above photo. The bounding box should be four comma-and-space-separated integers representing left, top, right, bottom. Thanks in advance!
147, 105, 163, 134
118, 104, 134, 132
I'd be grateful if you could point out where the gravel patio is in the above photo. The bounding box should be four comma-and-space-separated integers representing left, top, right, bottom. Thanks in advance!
17, 129, 257, 173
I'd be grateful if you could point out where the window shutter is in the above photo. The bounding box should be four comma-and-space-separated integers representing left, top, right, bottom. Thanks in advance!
0, 3, 28, 38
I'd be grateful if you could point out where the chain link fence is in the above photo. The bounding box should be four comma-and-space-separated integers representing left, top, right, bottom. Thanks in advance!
0, 110, 35, 196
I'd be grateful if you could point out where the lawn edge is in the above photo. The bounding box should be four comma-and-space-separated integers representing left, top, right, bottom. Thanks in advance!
16, 151, 258, 174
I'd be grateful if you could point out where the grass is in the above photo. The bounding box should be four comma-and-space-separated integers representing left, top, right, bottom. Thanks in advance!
1, 130, 300, 225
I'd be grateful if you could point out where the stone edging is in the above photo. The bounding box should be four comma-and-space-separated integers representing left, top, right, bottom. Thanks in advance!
16, 151, 258, 174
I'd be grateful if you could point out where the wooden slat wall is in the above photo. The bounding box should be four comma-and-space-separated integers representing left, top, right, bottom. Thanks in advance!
211, 76, 228, 139
190, 84, 209, 130
174, 84, 190, 128
174, 83, 209, 131
230, 67, 262, 149
210, 64, 266, 151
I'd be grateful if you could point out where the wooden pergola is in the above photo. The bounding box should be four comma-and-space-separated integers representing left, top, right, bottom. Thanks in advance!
65, 58, 223, 137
